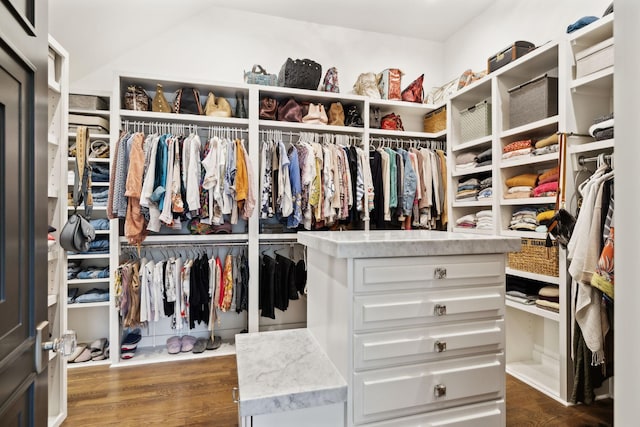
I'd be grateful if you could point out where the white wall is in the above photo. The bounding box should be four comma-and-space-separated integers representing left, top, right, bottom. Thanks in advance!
50, 3, 444, 95
443, 0, 611, 80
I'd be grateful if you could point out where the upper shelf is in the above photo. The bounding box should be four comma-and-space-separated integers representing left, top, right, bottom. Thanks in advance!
120, 109, 250, 127
570, 66, 613, 94
493, 41, 559, 81
256, 85, 365, 104
500, 152, 558, 169
368, 128, 444, 139
452, 135, 492, 153
501, 116, 559, 139
568, 13, 614, 48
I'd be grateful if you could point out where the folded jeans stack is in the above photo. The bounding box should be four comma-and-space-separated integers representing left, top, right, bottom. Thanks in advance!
91, 163, 110, 182
74, 287, 109, 303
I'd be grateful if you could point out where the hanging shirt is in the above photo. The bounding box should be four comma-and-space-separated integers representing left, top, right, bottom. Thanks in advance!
260, 141, 274, 218
287, 147, 302, 228
239, 140, 256, 220
278, 141, 293, 217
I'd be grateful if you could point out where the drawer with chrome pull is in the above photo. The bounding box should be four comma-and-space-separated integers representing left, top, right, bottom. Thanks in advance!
353, 285, 504, 332
354, 319, 504, 370
353, 254, 504, 293
352, 352, 504, 425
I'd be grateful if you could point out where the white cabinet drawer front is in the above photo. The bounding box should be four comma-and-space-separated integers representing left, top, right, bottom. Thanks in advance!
353, 353, 504, 425
354, 319, 504, 370
354, 286, 503, 331
361, 399, 504, 427
354, 255, 504, 293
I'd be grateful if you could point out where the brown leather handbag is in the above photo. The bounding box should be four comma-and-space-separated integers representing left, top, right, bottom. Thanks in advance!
259, 97, 278, 120
328, 102, 344, 126
277, 98, 302, 122
401, 74, 425, 103
124, 85, 151, 111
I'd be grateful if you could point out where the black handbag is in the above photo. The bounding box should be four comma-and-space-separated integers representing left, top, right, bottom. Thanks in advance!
173, 87, 203, 115
278, 58, 322, 90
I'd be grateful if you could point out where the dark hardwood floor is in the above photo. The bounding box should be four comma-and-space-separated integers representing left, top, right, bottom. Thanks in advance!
63, 356, 613, 426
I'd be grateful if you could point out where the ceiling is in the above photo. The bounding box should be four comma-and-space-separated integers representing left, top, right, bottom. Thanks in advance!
209, 0, 497, 42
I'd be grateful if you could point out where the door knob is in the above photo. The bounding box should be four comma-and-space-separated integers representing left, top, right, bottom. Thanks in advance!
35, 321, 77, 374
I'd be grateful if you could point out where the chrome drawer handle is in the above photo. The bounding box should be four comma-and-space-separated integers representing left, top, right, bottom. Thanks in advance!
434, 267, 447, 279
434, 384, 447, 398
434, 341, 447, 352
434, 304, 447, 316
232, 386, 239, 403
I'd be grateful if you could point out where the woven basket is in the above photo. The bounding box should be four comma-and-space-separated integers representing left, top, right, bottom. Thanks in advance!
507, 238, 559, 277
460, 100, 491, 142
424, 106, 446, 133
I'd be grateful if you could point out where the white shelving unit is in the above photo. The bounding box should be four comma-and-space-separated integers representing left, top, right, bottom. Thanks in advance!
65, 90, 112, 369
47, 35, 69, 427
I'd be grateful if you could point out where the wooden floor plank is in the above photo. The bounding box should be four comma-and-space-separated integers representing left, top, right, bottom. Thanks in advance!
63, 357, 613, 426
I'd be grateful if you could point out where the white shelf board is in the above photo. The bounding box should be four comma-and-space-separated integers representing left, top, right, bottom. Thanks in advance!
569, 138, 614, 154
67, 359, 111, 369
451, 227, 495, 235
501, 230, 549, 239
111, 340, 236, 368
369, 128, 443, 139
451, 164, 492, 177
507, 361, 560, 402
506, 267, 560, 285
500, 197, 556, 206
90, 182, 110, 188
67, 253, 110, 260
568, 12, 614, 45
369, 98, 441, 112
570, 66, 614, 93
501, 116, 559, 139
258, 119, 364, 135
48, 80, 61, 94
68, 156, 110, 164
122, 233, 249, 245
68, 205, 107, 211
259, 234, 300, 242
452, 200, 493, 208
492, 41, 559, 79
120, 109, 250, 127
67, 301, 110, 309
499, 152, 558, 168
95, 230, 110, 235
48, 294, 58, 307
68, 108, 110, 117
506, 299, 560, 322
68, 278, 109, 285
452, 135, 492, 152
257, 85, 365, 102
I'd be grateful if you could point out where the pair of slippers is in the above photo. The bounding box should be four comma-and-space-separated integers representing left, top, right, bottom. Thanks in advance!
121, 328, 142, 359
68, 338, 109, 363
166, 335, 221, 355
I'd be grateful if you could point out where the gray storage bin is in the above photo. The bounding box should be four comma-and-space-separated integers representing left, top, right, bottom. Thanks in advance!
575, 37, 614, 79
460, 100, 492, 142
69, 94, 109, 111
508, 74, 558, 128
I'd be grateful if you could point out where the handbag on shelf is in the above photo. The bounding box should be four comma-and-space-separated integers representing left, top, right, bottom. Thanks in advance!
381, 113, 404, 131
426, 77, 458, 105
302, 103, 328, 125
370, 107, 381, 129
244, 64, 278, 86
328, 102, 345, 126
321, 67, 340, 93
259, 97, 278, 120
152, 84, 172, 113
277, 98, 303, 122
401, 74, 425, 103
546, 133, 576, 249
204, 92, 232, 117
124, 85, 151, 111
353, 72, 381, 98
173, 87, 203, 115
344, 105, 364, 128
378, 68, 403, 100
278, 58, 323, 90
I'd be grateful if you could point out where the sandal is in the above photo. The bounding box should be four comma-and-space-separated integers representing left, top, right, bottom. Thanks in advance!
70, 344, 92, 363
89, 338, 109, 361
206, 335, 222, 351
89, 140, 109, 158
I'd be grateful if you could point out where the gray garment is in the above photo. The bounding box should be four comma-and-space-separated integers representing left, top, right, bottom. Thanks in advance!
397, 148, 417, 216
113, 133, 133, 218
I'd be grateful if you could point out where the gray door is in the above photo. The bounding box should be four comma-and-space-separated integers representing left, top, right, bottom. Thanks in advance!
0, 1, 49, 425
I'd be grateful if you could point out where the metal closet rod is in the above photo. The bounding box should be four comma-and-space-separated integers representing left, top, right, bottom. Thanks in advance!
578, 153, 613, 165
121, 242, 248, 250
259, 129, 362, 141
259, 240, 300, 246
122, 121, 248, 134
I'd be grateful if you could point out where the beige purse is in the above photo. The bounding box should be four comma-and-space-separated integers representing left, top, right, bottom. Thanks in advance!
302, 103, 328, 125
353, 72, 381, 98
328, 102, 344, 126
204, 92, 232, 117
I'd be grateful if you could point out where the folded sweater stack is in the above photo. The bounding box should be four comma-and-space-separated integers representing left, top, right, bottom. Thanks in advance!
532, 166, 559, 198
505, 275, 546, 305
455, 151, 479, 170
535, 285, 560, 313
475, 147, 492, 167
509, 207, 538, 231
502, 139, 532, 160
478, 176, 492, 200
504, 173, 538, 199
455, 213, 476, 228
589, 113, 614, 141
532, 134, 559, 156
456, 177, 480, 201
475, 209, 493, 230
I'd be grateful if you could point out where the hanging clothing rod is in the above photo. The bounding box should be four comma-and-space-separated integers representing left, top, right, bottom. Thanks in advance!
578, 153, 613, 165
259, 239, 299, 245
121, 241, 248, 250
259, 129, 362, 140
122, 120, 248, 134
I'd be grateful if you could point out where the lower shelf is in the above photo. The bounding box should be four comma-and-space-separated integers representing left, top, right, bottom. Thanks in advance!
111, 340, 236, 368
506, 300, 560, 322
67, 359, 111, 369
507, 361, 562, 403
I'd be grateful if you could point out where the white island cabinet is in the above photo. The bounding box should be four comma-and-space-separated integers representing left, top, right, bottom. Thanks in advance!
297, 230, 520, 427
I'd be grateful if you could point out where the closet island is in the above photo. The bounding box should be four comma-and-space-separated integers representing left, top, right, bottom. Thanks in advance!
235, 230, 519, 427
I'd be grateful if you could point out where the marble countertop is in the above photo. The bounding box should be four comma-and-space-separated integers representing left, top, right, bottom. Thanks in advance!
297, 230, 521, 258
235, 328, 347, 417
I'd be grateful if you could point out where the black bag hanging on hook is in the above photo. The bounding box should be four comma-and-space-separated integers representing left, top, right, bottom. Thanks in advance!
546, 133, 576, 249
